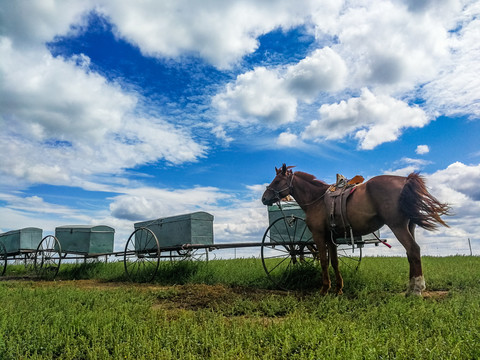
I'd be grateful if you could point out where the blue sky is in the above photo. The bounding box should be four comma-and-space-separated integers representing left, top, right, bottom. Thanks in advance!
1, 0, 480, 256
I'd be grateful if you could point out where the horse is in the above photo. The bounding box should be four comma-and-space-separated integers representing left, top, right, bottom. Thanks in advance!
261, 164, 450, 296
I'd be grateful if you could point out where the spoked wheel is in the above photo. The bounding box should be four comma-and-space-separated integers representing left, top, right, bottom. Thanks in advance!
170, 248, 209, 262
261, 216, 320, 290
0, 242, 7, 276
34, 235, 62, 279
124, 227, 160, 282
336, 244, 362, 270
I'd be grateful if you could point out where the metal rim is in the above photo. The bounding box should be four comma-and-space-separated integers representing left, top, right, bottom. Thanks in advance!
34, 235, 62, 279
336, 244, 362, 270
261, 216, 318, 290
124, 227, 160, 282
0, 242, 7, 276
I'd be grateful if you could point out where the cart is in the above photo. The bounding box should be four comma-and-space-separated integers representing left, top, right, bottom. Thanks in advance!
123, 212, 214, 282
34, 225, 115, 278
0, 227, 44, 276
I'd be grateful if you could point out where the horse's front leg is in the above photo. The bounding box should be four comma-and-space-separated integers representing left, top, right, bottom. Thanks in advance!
327, 241, 343, 295
313, 232, 330, 295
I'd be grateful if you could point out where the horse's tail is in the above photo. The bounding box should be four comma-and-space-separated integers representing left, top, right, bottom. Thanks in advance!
399, 172, 451, 231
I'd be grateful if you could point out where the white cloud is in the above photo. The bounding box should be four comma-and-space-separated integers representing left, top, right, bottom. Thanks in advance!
421, 3, 480, 118
384, 157, 432, 176
319, 0, 451, 93
98, 0, 320, 69
276, 132, 299, 147
429, 162, 480, 202
0, 1, 93, 48
416, 145, 430, 155
109, 186, 232, 221
213, 47, 347, 127
0, 37, 205, 189
210, 1, 479, 147
0, 38, 135, 142
284, 48, 347, 102
213, 66, 297, 126
302, 88, 430, 149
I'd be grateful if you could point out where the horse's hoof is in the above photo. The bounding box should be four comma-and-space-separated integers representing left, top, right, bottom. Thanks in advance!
407, 275, 426, 297
319, 287, 330, 296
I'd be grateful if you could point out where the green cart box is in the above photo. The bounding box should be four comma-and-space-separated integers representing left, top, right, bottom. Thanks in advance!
134, 211, 214, 248
267, 202, 312, 243
0, 227, 43, 254
55, 225, 114, 255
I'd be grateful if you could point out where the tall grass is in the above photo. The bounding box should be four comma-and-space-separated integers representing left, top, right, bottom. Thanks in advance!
1, 256, 480, 359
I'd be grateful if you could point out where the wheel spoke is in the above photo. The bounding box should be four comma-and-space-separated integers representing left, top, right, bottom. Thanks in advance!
262, 216, 319, 290
124, 228, 160, 282
34, 235, 61, 279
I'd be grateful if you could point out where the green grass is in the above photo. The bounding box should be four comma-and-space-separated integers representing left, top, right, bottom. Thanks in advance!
1, 256, 480, 359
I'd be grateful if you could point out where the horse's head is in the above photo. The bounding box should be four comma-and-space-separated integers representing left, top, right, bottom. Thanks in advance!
261, 164, 295, 205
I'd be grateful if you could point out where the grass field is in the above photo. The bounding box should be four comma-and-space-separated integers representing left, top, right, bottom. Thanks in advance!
1, 256, 479, 359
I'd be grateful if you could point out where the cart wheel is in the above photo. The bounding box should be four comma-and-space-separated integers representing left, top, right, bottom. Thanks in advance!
336, 244, 362, 270
34, 235, 62, 279
261, 216, 319, 290
124, 227, 160, 282
0, 242, 7, 276
171, 248, 209, 262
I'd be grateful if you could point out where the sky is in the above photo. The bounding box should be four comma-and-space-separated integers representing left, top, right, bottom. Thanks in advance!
1, 0, 480, 258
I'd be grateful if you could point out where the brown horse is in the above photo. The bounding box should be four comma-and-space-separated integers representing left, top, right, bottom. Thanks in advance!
261, 164, 450, 296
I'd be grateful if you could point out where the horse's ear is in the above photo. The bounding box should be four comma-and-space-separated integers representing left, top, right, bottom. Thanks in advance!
286, 165, 296, 174
275, 166, 281, 175
282, 163, 287, 175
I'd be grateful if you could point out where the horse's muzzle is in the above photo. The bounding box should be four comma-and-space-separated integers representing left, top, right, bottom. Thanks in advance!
262, 194, 275, 206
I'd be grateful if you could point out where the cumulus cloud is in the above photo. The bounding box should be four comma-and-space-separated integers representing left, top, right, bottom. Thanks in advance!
213, 47, 347, 127
109, 186, 231, 221
302, 88, 430, 150
210, 0, 479, 148
416, 145, 430, 155
276, 132, 299, 147
421, 3, 480, 118
0, 1, 93, 48
430, 162, 480, 202
213, 67, 297, 126
0, 25, 205, 189
284, 48, 347, 102
320, 0, 450, 93
0, 38, 135, 143
98, 0, 322, 69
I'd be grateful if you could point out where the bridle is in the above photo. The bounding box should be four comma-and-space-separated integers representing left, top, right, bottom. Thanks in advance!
266, 172, 295, 203
266, 172, 328, 207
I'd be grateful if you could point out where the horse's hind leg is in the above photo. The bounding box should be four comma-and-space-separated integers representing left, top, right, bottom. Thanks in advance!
390, 224, 425, 296
328, 241, 343, 295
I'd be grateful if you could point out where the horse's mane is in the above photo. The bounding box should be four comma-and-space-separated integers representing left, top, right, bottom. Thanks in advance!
294, 171, 328, 187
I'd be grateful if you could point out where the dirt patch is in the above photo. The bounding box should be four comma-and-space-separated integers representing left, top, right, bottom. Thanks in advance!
422, 290, 450, 300
152, 283, 290, 312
